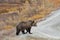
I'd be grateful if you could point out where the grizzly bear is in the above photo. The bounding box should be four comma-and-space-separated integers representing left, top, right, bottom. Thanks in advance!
16, 20, 37, 35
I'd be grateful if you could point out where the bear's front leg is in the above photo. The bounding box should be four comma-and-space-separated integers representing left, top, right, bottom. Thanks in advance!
26, 27, 32, 34
28, 28, 32, 34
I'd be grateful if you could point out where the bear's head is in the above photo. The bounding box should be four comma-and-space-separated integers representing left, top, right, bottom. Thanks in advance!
28, 20, 37, 26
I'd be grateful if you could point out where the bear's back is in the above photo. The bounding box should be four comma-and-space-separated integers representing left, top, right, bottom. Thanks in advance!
17, 21, 32, 29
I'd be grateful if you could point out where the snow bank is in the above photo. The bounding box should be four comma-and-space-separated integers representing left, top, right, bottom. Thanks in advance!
31, 9, 60, 39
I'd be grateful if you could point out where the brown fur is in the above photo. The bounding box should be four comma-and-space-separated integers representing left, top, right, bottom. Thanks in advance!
16, 20, 36, 35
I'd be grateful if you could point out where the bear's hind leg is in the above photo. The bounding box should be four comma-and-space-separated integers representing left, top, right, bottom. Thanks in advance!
16, 29, 20, 35
22, 30, 27, 34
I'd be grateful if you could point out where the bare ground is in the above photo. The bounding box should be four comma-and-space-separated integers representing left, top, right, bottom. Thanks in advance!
0, 27, 60, 40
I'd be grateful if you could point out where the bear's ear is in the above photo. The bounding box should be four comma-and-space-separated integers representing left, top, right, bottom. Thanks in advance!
32, 20, 35, 23
28, 20, 34, 24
